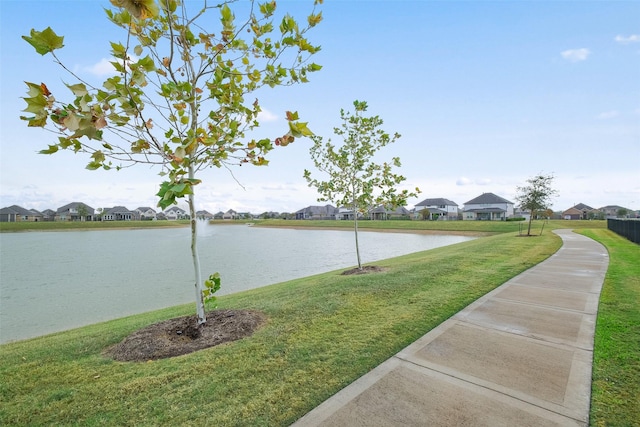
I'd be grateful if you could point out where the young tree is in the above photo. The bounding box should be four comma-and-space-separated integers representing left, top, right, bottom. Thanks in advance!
77, 203, 88, 221
515, 174, 558, 236
304, 101, 420, 270
21, 0, 322, 325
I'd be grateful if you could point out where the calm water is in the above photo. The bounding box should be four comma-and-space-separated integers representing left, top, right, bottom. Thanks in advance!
0, 224, 474, 343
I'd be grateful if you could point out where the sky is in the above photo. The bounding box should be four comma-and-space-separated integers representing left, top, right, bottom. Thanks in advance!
1, 0, 639, 215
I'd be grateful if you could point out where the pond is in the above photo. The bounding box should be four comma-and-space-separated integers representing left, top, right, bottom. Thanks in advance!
0, 223, 474, 343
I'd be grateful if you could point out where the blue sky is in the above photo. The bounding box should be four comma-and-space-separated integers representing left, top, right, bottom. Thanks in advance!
1, 0, 639, 214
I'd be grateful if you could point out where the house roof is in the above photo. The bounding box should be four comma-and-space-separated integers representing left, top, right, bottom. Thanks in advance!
572, 203, 593, 211
464, 192, 513, 205
416, 198, 458, 207
296, 205, 337, 215
104, 206, 134, 214
0, 205, 36, 216
57, 202, 94, 213
165, 206, 186, 213
136, 207, 155, 212
369, 205, 410, 215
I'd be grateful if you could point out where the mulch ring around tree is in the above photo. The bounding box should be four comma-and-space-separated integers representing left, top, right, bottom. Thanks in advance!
104, 309, 267, 362
341, 265, 387, 275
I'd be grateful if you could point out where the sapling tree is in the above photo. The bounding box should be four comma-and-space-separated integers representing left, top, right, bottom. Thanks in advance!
21, 0, 322, 325
304, 101, 420, 270
515, 173, 558, 236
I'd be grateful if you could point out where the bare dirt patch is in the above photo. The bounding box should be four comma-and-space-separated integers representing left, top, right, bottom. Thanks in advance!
104, 309, 266, 362
341, 265, 387, 275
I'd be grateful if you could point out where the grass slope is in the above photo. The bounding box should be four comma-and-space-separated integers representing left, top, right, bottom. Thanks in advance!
0, 231, 560, 426
579, 230, 640, 426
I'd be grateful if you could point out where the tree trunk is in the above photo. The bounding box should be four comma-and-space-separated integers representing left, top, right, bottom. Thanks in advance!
354, 213, 362, 269
188, 164, 206, 325
527, 209, 534, 236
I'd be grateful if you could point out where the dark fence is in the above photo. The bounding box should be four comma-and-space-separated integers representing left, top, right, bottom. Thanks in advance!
607, 219, 640, 244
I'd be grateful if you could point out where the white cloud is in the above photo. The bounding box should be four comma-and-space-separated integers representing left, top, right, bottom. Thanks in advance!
615, 34, 640, 44
456, 177, 472, 186
83, 58, 117, 76
257, 109, 278, 122
561, 48, 591, 62
597, 110, 620, 119
83, 55, 143, 77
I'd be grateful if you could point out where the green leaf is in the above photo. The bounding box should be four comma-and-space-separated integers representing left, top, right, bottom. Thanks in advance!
137, 55, 156, 72
39, 145, 59, 155
22, 95, 48, 115
86, 161, 101, 170
66, 83, 88, 97
220, 4, 233, 22
22, 27, 64, 55
289, 121, 313, 137
62, 113, 81, 131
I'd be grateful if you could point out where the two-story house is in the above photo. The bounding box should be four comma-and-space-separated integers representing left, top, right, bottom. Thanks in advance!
164, 206, 188, 220
463, 193, 514, 221
414, 198, 459, 220
135, 207, 157, 220
56, 202, 94, 221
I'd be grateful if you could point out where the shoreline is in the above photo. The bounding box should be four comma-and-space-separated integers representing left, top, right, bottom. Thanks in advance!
253, 224, 492, 237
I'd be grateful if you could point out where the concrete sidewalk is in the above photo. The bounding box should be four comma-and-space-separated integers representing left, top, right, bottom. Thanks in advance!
293, 229, 609, 427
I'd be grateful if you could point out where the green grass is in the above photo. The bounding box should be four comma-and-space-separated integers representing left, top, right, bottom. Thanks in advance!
0, 230, 561, 426
251, 218, 606, 234
578, 230, 640, 427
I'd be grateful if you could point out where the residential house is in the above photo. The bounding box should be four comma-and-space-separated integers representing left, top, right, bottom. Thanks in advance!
258, 211, 281, 219
415, 198, 459, 220
513, 209, 531, 222
41, 209, 56, 221
335, 206, 356, 220
135, 207, 157, 220
0, 205, 43, 222
295, 204, 338, 220
463, 193, 514, 221
196, 210, 214, 220
214, 211, 225, 220
223, 209, 238, 220
562, 203, 594, 220
237, 212, 253, 220
56, 202, 94, 221
368, 205, 411, 220
102, 206, 135, 221
165, 206, 188, 220
599, 205, 632, 219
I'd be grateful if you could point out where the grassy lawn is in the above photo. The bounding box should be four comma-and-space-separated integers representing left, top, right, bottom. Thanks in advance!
250, 218, 606, 234
578, 229, 640, 426
1, 219, 632, 426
